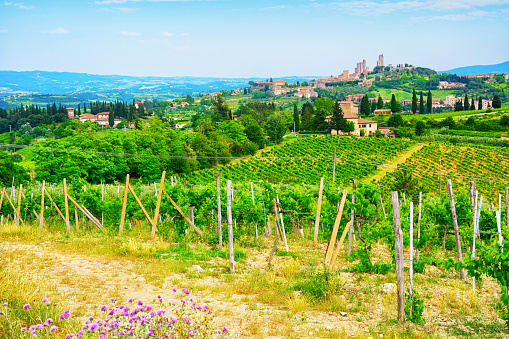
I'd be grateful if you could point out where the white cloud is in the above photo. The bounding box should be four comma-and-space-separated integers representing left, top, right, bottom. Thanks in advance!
0, 29, 8, 33
4, 1, 34, 10
121, 31, 142, 36
411, 9, 492, 21
313, 0, 509, 16
162, 32, 174, 37
101, 6, 139, 12
44, 27, 68, 34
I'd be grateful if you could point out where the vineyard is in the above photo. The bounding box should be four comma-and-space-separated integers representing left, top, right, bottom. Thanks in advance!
384, 142, 509, 199
1, 166, 509, 337
184, 136, 413, 186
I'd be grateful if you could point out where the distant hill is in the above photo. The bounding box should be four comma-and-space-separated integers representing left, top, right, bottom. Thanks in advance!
439, 61, 509, 75
0, 70, 322, 100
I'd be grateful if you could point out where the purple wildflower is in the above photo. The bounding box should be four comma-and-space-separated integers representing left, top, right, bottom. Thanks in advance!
23, 304, 30, 311
222, 326, 228, 333
49, 326, 58, 332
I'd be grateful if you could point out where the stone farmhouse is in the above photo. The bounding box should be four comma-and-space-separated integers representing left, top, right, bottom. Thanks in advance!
79, 112, 122, 128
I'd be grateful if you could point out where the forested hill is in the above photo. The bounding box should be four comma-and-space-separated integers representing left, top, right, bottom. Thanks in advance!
441, 61, 509, 75
0, 71, 321, 99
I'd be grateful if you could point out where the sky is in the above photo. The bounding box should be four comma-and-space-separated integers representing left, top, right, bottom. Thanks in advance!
0, 0, 508, 78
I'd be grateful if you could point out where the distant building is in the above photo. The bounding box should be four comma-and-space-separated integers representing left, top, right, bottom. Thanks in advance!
79, 112, 121, 127
66, 107, 75, 119
134, 101, 143, 109
376, 54, 384, 67
326, 112, 377, 136
373, 109, 392, 115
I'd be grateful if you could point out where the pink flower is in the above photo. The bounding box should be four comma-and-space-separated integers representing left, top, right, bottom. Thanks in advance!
23, 304, 30, 311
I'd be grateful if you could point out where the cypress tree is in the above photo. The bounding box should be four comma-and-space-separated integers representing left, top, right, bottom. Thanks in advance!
493, 95, 502, 109
470, 98, 475, 111
83, 102, 86, 113
455, 100, 463, 111
301, 102, 314, 131
390, 94, 397, 113
427, 90, 433, 114
360, 95, 370, 115
464, 94, 469, 111
412, 88, 417, 114
108, 108, 115, 127
478, 96, 483, 110
331, 100, 345, 132
371, 101, 377, 114
77, 104, 81, 115
293, 102, 300, 132
419, 92, 424, 114
377, 96, 384, 109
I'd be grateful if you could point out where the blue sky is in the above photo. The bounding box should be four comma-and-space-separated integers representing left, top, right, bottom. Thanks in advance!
1, 0, 508, 77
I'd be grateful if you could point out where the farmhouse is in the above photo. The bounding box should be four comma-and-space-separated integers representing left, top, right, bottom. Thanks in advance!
79, 112, 121, 127
326, 112, 378, 136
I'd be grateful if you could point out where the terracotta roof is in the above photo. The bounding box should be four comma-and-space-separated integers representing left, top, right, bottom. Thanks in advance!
344, 113, 358, 119
80, 113, 97, 119
358, 118, 377, 124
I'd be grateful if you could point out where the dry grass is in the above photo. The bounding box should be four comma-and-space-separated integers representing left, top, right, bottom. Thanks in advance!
0, 223, 507, 338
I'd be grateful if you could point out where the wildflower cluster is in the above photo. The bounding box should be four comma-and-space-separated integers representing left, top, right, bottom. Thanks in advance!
3, 288, 228, 338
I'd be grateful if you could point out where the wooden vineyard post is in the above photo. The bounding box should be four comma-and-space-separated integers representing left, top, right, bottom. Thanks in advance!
505, 186, 509, 228
416, 192, 422, 261
276, 195, 289, 252
409, 201, 414, 318
217, 173, 223, 250
324, 190, 347, 267
471, 190, 478, 291
63, 179, 70, 231
16, 184, 22, 225
2, 188, 22, 224
151, 171, 166, 239
119, 174, 130, 236
226, 180, 235, 273
40, 181, 45, 228
348, 180, 356, 256
332, 148, 336, 182
439, 157, 442, 196
329, 220, 352, 268
313, 177, 324, 245
391, 191, 405, 322
446, 179, 466, 279
251, 182, 258, 241
162, 189, 203, 238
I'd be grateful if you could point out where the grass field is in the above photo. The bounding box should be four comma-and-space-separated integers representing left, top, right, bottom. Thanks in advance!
0, 222, 507, 338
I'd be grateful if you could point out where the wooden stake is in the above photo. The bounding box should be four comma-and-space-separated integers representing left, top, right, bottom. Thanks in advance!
446, 179, 465, 279
276, 195, 289, 252
16, 185, 22, 224
128, 184, 153, 225
313, 177, 324, 245
3, 189, 21, 224
226, 180, 235, 273
416, 192, 422, 261
162, 189, 203, 238
63, 179, 70, 231
119, 174, 130, 235
251, 182, 258, 241
324, 190, 347, 267
409, 201, 414, 317
44, 189, 66, 224
151, 171, 166, 239
329, 220, 352, 268
506, 187, 509, 230
217, 173, 222, 250
40, 181, 45, 228
66, 195, 103, 229
332, 148, 336, 182
391, 191, 405, 322
348, 180, 356, 256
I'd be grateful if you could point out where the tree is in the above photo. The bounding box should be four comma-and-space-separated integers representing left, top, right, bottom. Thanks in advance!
264, 114, 286, 144
344, 120, 355, 135
415, 120, 426, 136
108, 109, 114, 127
313, 108, 329, 132
293, 103, 300, 132
454, 100, 463, 111
464, 94, 469, 111
300, 102, 314, 130
0, 150, 29, 186
500, 115, 509, 127
211, 94, 230, 120
411, 88, 418, 114
478, 96, 483, 110
419, 92, 424, 114
377, 96, 384, 109
470, 98, 475, 111
493, 95, 502, 109
387, 114, 404, 127
371, 101, 377, 114
331, 101, 345, 132
390, 94, 397, 113
427, 90, 433, 114
360, 95, 371, 115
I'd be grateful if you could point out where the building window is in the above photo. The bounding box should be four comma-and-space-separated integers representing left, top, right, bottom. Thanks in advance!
369, 124, 371, 127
